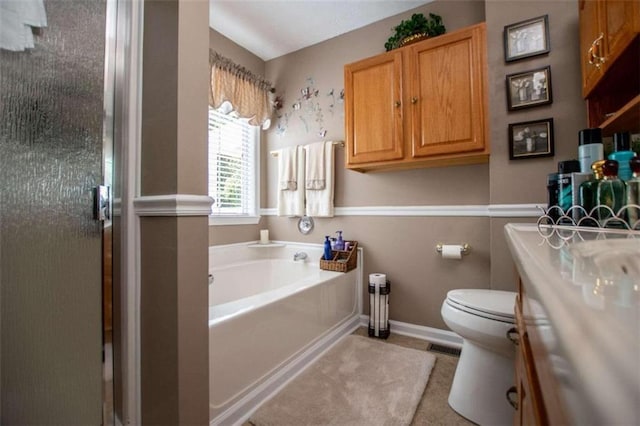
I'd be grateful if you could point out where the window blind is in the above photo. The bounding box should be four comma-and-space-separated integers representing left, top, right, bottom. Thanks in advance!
208, 107, 257, 216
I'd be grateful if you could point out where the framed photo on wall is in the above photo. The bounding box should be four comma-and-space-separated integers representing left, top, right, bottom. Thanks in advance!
506, 66, 552, 110
508, 118, 554, 160
504, 15, 550, 62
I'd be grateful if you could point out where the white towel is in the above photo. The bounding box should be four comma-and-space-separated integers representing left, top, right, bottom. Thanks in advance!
0, 0, 47, 52
277, 146, 305, 217
305, 141, 326, 190
305, 142, 334, 217
278, 146, 298, 191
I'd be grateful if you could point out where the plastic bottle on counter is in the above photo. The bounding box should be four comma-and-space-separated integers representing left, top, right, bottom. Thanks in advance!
323, 236, 333, 261
557, 160, 581, 217
596, 160, 626, 226
546, 173, 560, 221
578, 128, 604, 173
335, 231, 345, 251
608, 132, 637, 182
626, 157, 640, 227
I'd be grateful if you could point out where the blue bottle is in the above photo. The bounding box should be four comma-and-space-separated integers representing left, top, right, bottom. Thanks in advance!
335, 231, 345, 251
608, 132, 637, 182
323, 236, 333, 260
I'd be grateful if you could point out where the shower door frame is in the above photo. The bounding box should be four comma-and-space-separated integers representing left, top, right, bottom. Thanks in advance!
110, 0, 143, 424
0, 0, 141, 422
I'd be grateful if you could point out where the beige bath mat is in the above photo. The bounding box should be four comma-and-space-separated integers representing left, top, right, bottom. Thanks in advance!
249, 335, 436, 426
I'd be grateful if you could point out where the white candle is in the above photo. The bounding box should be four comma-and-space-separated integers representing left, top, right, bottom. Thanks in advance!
260, 229, 269, 244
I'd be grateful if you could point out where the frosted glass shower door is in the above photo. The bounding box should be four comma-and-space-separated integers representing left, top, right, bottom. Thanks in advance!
0, 0, 109, 423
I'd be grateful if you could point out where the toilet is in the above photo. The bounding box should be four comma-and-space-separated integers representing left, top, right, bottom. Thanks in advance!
441, 289, 517, 426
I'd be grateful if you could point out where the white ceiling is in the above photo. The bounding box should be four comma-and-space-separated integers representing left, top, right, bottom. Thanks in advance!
209, 0, 432, 61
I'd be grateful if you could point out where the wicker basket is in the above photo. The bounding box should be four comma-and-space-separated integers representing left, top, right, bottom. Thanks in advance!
319, 241, 358, 273
399, 32, 429, 47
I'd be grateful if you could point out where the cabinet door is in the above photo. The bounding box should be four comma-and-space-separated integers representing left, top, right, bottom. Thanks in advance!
515, 301, 546, 426
603, 0, 640, 64
409, 23, 487, 158
579, 0, 606, 97
344, 51, 404, 166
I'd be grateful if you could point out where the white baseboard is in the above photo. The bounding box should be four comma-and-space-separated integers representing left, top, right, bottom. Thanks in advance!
358, 315, 462, 349
211, 314, 361, 426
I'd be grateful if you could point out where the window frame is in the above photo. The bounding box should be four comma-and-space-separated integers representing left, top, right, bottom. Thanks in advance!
207, 108, 261, 226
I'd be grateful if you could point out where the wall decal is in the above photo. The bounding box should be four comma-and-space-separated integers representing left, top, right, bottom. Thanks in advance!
274, 77, 343, 138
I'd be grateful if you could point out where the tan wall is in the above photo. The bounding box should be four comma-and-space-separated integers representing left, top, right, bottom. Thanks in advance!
263, 0, 488, 329
486, 0, 587, 288
208, 28, 266, 245
140, 0, 209, 424
209, 0, 587, 330
268, 216, 491, 330
209, 29, 265, 76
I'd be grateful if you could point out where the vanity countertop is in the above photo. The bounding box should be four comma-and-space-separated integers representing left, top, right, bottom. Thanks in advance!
504, 223, 640, 425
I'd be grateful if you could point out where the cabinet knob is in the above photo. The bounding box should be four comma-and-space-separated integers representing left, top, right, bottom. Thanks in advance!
395, 101, 401, 108
506, 386, 519, 410
588, 32, 606, 69
506, 327, 519, 345
411, 97, 418, 104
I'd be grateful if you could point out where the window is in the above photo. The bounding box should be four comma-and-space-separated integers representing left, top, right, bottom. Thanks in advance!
208, 106, 260, 225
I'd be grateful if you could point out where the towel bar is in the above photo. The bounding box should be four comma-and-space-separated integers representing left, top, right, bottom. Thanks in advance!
270, 140, 344, 157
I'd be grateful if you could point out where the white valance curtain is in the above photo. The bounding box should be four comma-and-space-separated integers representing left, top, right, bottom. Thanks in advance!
209, 51, 274, 128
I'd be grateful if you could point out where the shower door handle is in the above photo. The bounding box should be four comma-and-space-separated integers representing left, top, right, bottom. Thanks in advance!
93, 185, 111, 221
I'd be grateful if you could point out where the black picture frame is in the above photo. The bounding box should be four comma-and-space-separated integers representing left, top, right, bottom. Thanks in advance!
504, 15, 550, 62
506, 66, 553, 110
508, 118, 554, 160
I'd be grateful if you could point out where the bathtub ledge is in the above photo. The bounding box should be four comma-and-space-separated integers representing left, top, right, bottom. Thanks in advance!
246, 243, 285, 248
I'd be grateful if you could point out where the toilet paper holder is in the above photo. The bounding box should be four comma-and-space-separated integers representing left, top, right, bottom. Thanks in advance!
435, 243, 471, 255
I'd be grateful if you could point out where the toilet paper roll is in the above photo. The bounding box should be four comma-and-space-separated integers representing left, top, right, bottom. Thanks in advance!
369, 273, 386, 286
441, 245, 463, 260
369, 273, 386, 336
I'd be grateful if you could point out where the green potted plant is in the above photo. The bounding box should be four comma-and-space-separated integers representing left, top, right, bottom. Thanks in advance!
384, 13, 446, 51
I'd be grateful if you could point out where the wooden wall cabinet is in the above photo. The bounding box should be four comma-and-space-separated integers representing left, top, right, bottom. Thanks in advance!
344, 23, 489, 172
343, 50, 404, 165
579, 0, 640, 135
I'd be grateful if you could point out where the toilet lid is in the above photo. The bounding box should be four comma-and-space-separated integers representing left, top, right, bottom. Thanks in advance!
446, 289, 516, 320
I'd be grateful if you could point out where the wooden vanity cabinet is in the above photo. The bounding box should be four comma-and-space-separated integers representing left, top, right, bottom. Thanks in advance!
344, 23, 488, 172
579, 0, 640, 135
511, 280, 569, 426
512, 292, 546, 426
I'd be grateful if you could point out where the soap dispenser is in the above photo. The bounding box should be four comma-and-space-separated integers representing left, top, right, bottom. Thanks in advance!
323, 236, 333, 261
335, 231, 345, 251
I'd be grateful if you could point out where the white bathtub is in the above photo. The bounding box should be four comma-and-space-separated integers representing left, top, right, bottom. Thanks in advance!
208, 242, 362, 425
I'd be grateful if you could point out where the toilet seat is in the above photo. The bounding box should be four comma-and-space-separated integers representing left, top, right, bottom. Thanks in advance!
445, 289, 515, 323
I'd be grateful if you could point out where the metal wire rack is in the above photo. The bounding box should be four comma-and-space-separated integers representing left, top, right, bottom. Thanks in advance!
536, 204, 640, 247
